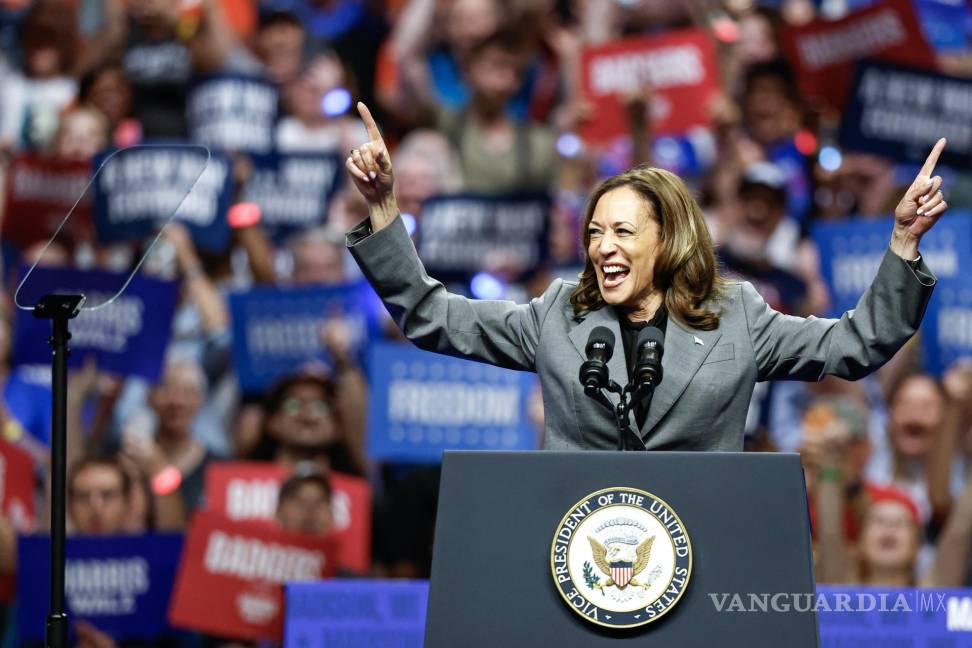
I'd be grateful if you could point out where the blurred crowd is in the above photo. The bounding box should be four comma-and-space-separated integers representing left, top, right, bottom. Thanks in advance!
0, 0, 970, 644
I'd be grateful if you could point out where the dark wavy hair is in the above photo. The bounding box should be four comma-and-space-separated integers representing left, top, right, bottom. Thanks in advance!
569, 165, 727, 330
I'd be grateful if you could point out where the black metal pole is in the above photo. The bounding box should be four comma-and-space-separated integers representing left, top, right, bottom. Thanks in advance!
33, 294, 84, 648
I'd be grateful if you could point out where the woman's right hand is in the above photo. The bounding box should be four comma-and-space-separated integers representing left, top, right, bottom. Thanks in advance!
346, 102, 398, 230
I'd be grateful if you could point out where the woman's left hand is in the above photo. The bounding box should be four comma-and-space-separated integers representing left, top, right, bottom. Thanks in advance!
892, 138, 948, 259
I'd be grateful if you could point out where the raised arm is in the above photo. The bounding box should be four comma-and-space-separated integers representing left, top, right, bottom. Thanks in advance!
344, 103, 558, 371
744, 140, 947, 382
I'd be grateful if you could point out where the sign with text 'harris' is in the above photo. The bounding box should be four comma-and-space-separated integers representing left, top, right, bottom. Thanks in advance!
203, 461, 372, 573
168, 513, 339, 641
12, 266, 178, 381
580, 28, 720, 144
781, 0, 934, 111
17, 533, 184, 642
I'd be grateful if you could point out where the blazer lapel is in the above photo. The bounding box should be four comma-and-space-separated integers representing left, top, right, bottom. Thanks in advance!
567, 308, 627, 393
641, 320, 722, 435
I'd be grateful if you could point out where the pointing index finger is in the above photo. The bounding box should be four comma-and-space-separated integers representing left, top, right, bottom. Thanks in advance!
357, 102, 384, 144
920, 138, 947, 177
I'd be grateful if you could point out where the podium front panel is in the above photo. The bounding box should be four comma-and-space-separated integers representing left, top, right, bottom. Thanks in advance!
425, 451, 818, 647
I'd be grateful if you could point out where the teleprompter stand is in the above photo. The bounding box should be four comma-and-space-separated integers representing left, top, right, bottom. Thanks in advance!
33, 293, 85, 648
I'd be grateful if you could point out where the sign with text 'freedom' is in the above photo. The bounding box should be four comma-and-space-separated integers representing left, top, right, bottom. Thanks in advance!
228, 281, 381, 393
367, 342, 538, 463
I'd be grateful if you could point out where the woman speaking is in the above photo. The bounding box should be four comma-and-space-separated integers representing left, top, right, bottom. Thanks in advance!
345, 102, 945, 451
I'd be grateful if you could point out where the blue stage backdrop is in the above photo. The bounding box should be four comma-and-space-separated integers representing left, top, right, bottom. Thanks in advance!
13, 267, 178, 381
367, 342, 538, 463
284, 580, 428, 648
17, 533, 184, 642
229, 282, 382, 394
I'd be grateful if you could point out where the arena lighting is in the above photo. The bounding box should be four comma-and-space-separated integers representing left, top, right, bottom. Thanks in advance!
556, 132, 583, 158
321, 88, 352, 116
400, 212, 417, 236
470, 272, 505, 300
819, 146, 842, 172
794, 129, 818, 155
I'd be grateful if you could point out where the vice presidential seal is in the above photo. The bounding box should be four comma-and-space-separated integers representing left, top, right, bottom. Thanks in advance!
550, 487, 691, 629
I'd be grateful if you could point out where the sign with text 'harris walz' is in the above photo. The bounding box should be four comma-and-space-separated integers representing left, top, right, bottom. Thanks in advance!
168, 512, 339, 641
839, 61, 972, 168
12, 266, 178, 381
228, 281, 381, 393
240, 152, 343, 242
2, 153, 93, 250
284, 580, 429, 648
781, 0, 935, 111
579, 28, 721, 144
416, 192, 550, 283
367, 341, 538, 463
93, 145, 233, 251
17, 533, 184, 642
203, 461, 372, 574
812, 212, 972, 375
187, 73, 279, 154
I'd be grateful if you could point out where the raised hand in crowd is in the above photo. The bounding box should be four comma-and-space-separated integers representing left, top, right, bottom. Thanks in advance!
891, 138, 948, 260
346, 102, 396, 229
163, 221, 228, 333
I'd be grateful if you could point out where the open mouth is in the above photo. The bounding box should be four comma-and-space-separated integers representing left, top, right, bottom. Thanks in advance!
601, 264, 629, 288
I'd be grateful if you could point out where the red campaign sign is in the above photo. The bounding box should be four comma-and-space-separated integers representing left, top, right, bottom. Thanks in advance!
168, 512, 339, 640
0, 438, 35, 530
1, 153, 93, 250
0, 439, 34, 604
203, 461, 372, 573
580, 28, 721, 144
782, 0, 935, 111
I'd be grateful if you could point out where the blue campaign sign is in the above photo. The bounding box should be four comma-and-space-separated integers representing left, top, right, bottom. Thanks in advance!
229, 282, 381, 394
187, 74, 279, 154
916, 0, 971, 52
839, 61, 972, 168
816, 586, 972, 642
813, 212, 972, 375
17, 533, 184, 642
367, 342, 538, 463
416, 193, 551, 283
93, 145, 233, 251
241, 152, 343, 242
12, 267, 178, 381
284, 580, 428, 648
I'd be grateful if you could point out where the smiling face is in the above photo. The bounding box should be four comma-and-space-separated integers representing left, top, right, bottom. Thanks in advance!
587, 186, 663, 315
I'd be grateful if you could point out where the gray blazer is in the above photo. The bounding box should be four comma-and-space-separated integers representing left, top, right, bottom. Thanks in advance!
348, 216, 936, 451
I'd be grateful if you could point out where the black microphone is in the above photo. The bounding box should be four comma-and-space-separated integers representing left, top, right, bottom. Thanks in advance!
633, 326, 664, 393
579, 326, 615, 395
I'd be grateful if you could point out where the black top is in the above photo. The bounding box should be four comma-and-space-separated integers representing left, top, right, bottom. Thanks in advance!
616, 305, 668, 429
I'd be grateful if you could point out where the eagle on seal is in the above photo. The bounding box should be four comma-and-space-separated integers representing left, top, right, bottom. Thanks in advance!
588, 535, 655, 591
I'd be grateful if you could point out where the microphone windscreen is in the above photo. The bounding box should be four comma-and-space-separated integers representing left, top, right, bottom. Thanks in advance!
636, 326, 665, 355
586, 326, 615, 359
